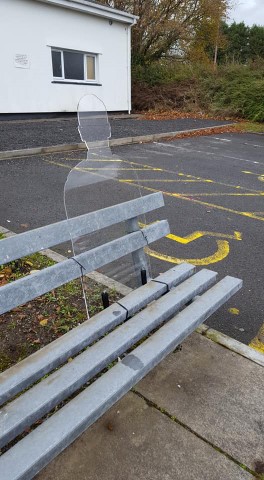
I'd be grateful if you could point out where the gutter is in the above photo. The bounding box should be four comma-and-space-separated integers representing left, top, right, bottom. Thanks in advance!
36, 0, 139, 24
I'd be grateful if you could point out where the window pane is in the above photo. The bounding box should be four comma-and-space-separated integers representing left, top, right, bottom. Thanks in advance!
64, 51, 84, 80
86, 56, 95, 80
52, 50, 62, 77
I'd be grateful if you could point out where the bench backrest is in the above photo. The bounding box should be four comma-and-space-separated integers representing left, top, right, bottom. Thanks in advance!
0, 192, 169, 315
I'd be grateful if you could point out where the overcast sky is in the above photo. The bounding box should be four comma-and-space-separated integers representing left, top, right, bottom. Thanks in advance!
229, 0, 264, 26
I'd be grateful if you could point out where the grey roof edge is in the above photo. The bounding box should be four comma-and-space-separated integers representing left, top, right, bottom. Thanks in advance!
36, 0, 138, 24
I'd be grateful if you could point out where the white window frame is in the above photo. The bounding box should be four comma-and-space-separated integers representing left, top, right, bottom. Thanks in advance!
51, 48, 99, 84
85, 54, 97, 82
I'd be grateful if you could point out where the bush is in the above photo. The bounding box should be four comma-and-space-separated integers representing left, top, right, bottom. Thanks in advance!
132, 61, 264, 121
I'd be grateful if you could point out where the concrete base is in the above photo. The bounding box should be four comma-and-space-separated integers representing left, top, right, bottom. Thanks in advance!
36, 332, 264, 480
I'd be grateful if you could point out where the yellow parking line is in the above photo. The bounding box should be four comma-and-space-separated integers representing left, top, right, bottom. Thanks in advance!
76, 167, 161, 171
249, 324, 264, 354
61, 158, 124, 162
122, 179, 207, 183
125, 181, 264, 222
242, 170, 264, 176
177, 193, 264, 197
119, 159, 263, 193
44, 159, 264, 222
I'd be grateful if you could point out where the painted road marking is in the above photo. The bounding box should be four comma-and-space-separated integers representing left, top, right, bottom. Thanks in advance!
169, 193, 264, 197
45, 160, 264, 222
242, 170, 264, 175
242, 170, 264, 182
155, 142, 261, 165
249, 323, 264, 354
122, 179, 207, 183
121, 154, 263, 193
145, 241, 230, 266
113, 156, 262, 193
212, 137, 232, 142
123, 181, 264, 222
242, 142, 264, 148
138, 223, 242, 244
139, 225, 242, 266
75, 167, 161, 171
167, 230, 242, 243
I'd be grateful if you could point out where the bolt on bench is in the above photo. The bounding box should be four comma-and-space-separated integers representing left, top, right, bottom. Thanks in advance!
0, 191, 242, 480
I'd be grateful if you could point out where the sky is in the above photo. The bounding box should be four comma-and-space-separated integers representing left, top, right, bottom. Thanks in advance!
229, 0, 264, 26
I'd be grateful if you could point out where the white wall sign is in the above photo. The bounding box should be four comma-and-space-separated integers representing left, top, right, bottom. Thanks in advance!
14, 54, 30, 69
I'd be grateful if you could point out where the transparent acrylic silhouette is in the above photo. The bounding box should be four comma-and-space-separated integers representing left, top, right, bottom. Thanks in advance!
64, 94, 152, 318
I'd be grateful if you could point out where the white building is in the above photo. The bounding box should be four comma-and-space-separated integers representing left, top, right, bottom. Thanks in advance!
0, 0, 137, 114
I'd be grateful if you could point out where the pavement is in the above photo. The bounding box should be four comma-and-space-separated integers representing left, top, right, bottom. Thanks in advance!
35, 331, 264, 480
0, 116, 232, 151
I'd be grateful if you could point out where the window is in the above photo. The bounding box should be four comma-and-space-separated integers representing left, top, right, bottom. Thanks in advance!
51, 48, 98, 83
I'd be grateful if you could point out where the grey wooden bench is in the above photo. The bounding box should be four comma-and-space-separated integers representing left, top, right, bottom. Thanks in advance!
0, 192, 242, 480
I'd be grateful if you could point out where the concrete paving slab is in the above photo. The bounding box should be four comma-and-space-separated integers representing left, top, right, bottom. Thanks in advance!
36, 392, 253, 480
136, 332, 264, 473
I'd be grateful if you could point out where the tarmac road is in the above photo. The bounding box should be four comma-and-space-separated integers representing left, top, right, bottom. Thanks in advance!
0, 132, 263, 346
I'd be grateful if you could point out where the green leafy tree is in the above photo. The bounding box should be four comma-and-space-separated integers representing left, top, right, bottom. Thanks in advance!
218, 22, 264, 64
249, 25, 264, 59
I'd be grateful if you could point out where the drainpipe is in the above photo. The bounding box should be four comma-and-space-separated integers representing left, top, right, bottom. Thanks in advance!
127, 18, 137, 114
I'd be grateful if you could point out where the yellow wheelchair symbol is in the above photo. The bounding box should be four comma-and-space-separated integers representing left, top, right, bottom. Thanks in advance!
143, 228, 242, 266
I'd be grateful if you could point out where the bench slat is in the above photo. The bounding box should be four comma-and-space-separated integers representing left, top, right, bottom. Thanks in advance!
0, 193, 164, 265
0, 276, 242, 480
0, 269, 216, 448
0, 221, 169, 315
0, 264, 195, 405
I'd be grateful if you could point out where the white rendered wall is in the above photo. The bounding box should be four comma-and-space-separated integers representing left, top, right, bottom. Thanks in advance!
0, 0, 132, 113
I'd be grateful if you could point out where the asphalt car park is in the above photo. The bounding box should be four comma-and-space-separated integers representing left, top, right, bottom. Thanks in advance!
0, 132, 263, 346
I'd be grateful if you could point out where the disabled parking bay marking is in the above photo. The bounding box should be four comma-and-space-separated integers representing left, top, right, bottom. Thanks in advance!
142, 228, 242, 266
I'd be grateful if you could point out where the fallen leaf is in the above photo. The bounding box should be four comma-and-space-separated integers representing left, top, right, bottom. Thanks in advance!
229, 308, 240, 315
39, 319, 48, 326
106, 422, 114, 431
20, 223, 29, 228
25, 260, 34, 267
33, 338, 41, 344
2, 267, 12, 275
30, 269, 40, 274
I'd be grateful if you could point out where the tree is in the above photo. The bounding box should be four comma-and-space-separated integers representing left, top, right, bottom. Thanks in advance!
187, 0, 230, 66
217, 22, 264, 64
249, 25, 264, 60
101, 0, 231, 64
225, 22, 250, 63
